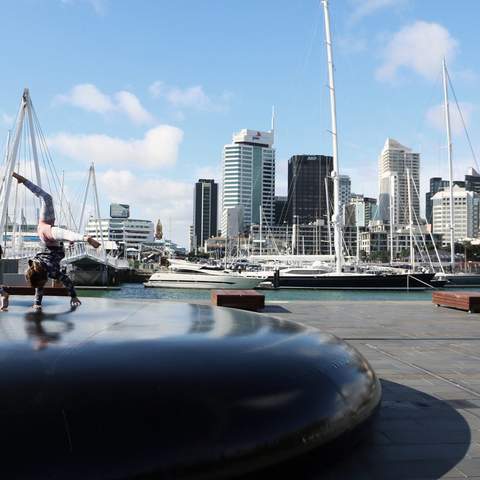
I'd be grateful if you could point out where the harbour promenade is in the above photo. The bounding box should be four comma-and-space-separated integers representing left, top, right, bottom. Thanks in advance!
244, 299, 480, 479
169, 297, 480, 479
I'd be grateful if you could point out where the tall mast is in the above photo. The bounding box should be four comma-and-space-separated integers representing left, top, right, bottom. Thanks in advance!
322, 0, 343, 273
443, 59, 455, 272
407, 168, 415, 270
25, 89, 42, 188
0, 91, 28, 247
389, 176, 395, 264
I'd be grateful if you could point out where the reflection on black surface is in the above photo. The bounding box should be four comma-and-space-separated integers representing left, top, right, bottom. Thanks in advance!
0, 298, 383, 479
24, 310, 75, 351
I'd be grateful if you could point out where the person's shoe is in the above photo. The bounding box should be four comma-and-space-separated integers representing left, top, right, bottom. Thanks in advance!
12, 172, 27, 183
32, 304, 42, 312
86, 236, 101, 249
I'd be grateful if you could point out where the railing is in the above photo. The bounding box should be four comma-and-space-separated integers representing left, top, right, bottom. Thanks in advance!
2, 243, 129, 270
63, 242, 129, 269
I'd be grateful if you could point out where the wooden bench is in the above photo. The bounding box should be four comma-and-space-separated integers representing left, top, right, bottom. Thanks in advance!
3, 286, 69, 296
211, 290, 265, 312
432, 291, 480, 313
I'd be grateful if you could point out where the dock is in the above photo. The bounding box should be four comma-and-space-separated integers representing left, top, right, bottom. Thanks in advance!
245, 299, 480, 479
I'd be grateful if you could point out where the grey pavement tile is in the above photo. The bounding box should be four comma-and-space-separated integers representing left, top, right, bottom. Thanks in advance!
457, 458, 480, 476
261, 301, 480, 478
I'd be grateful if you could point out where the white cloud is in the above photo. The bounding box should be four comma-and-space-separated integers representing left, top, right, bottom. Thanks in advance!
55, 83, 154, 125
98, 169, 192, 246
56, 84, 114, 113
349, 0, 407, 23
376, 21, 458, 82
47, 125, 183, 169
149, 81, 231, 112
114, 91, 154, 125
426, 102, 475, 137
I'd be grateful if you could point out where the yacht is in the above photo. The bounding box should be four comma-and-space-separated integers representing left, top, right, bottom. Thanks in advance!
250, 0, 445, 292
144, 260, 264, 290
244, 265, 444, 290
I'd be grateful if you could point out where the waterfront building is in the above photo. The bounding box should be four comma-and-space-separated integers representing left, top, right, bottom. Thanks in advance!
465, 167, 480, 194
378, 138, 420, 226
189, 225, 195, 253
287, 155, 333, 225
249, 222, 357, 256
223, 205, 244, 238
425, 177, 465, 226
193, 179, 218, 252
274, 195, 288, 225
359, 230, 388, 256
221, 128, 275, 235
349, 194, 377, 228
432, 186, 480, 245
85, 217, 154, 250
339, 175, 351, 209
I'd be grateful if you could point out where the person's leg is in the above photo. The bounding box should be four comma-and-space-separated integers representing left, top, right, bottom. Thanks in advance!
51, 227, 101, 248
51, 227, 85, 242
17, 176, 55, 225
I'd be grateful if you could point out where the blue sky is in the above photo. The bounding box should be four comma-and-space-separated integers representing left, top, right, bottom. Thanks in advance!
1, 0, 479, 247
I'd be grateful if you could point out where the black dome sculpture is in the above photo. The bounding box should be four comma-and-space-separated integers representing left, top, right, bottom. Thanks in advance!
0, 297, 381, 479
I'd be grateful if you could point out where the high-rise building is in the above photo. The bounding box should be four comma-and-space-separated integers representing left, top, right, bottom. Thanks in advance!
378, 138, 420, 226
224, 205, 244, 238
339, 175, 351, 209
287, 155, 333, 225
465, 167, 480, 194
274, 195, 288, 225
425, 177, 465, 226
221, 129, 275, 235
432, 186, 480, 245
349, 194, 377, 228
85, 218, 154, 250
193, 179, 218, 251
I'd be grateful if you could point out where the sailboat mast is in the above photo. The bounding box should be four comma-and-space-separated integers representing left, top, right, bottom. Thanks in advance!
443, 59, 455, 272
406, 168, 414, 270
321, 0, 343, 274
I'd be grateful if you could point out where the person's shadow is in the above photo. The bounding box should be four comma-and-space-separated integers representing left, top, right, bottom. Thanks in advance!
24, 309, 75, 351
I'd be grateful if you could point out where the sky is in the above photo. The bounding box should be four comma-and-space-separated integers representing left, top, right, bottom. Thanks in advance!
0, 0, 479, 247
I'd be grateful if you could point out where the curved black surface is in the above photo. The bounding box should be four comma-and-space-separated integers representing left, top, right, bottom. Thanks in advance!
240, 379, 471, 480
0, 298, 381, 479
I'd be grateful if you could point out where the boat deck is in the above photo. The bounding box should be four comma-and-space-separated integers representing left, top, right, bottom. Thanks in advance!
241, 299, 480, 479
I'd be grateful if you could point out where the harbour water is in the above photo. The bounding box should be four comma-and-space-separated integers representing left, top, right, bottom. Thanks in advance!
77, 283, 479, 302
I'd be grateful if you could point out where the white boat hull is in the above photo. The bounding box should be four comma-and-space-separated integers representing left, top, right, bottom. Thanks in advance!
144, 272, 261, 290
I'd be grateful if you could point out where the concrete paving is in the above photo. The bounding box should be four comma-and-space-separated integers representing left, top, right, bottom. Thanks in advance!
249, 300, 480, 479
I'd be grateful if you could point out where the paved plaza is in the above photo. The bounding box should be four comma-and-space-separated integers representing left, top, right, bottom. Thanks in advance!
242, 300, 480, 479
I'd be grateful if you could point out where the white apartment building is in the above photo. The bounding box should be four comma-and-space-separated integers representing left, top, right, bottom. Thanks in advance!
432, 186, 480, 245
378, 138, 420, 226
85, 218, 154, 249
221, 128, 275, 235
223, 205, 244, 238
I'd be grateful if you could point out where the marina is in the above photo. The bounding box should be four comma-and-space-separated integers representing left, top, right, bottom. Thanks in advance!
1, 0, 480, 478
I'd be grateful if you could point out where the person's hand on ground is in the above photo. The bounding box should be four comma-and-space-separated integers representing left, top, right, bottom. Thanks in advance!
71, 297, 82, 308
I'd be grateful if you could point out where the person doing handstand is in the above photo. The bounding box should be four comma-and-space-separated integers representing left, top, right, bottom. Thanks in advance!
13, 172, 100, 311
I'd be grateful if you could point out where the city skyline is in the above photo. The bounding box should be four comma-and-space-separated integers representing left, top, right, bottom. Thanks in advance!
0, 0, 479, 247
